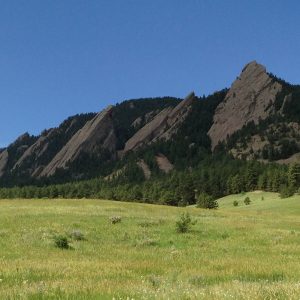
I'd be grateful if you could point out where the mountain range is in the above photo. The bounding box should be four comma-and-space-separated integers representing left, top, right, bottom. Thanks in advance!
1, 61, 300, 188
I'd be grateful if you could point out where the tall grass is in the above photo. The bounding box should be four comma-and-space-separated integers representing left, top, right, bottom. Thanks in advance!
0, 192, 300, 299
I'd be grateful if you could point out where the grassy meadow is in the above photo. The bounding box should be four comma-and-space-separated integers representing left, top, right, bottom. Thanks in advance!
0, 191, 300, 299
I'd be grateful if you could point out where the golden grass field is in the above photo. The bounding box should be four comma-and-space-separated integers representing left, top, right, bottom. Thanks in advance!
0, 191, 300, 299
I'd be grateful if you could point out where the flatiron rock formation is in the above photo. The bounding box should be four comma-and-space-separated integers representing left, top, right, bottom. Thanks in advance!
208, 61, 282, 149
124, 92, 195, 152
40, 106, 116, 177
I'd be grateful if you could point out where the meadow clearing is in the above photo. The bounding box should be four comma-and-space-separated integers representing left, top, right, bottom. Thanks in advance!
0, 191, 300, 299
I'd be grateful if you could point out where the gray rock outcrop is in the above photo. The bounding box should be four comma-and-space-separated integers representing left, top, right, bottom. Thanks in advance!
208, 61, 282, 149
137, 159, 151, 179
155, 153, 174, 173
40, 105, 116, 177
124, 92, 195, 153
13, 130, 53, 174
279, 93, 293, 115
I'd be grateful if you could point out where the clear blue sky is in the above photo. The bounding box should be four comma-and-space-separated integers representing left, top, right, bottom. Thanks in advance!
1, 0, 299, 147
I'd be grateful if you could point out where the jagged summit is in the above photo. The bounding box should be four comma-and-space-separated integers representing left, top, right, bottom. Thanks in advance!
241, 60, 264, 73
208, 61, 282, 148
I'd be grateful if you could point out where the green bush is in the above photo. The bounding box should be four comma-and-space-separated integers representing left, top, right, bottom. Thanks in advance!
244, 197, 251, 205
54, 235, 70, 249
196, 193, 218, 209
175, 212, 196, 233
233, 200, 239, 207
280, 185, 295, 198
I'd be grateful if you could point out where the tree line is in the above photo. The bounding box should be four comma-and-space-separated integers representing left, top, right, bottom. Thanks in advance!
1, 155, 298, 205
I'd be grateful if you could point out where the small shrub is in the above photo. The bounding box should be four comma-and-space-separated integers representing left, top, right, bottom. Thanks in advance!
233, 200, 239, 207
69, 230, 85, 241
109, 216, 122, 224
54, 235, 70, 249
176, 212, 196, 233
196, 193, 218, 209
244, 197, 251, 205
280, 185, 295, 198
261, 196, 264, 201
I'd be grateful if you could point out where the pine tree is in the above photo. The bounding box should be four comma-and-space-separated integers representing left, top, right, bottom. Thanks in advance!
288, 163, 300, 188
245, 164, 258, 191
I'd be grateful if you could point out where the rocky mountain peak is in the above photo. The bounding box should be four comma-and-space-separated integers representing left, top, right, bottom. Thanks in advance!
241, 60, 265, 74
208, 61, 282, 149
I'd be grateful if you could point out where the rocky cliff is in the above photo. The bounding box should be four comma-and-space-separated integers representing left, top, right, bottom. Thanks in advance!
208, 61, 282, 149
124, 92, 195, 153
13, 130, 53, 175
40, 106, 116, 177
10, 113, 96, 177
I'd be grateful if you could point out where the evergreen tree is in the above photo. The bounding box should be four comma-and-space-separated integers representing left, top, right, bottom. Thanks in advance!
287, 163, 300, 188
245, 164, 258, 191
196, 193, 218, 209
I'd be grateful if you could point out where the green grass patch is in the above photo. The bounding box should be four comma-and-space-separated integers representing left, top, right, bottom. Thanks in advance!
0, 192, 300, 299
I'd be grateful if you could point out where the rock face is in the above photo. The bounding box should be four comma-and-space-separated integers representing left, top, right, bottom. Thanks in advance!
40, 106, 116, 177
13, 131, 53, 174
155, 153, 174, 173
10, 114, 96, 177
137, 160, 151, 179
280, 93, 293, 114
124, 92, 195, 153
208, 61, 282, 149
131, 116, 142, 128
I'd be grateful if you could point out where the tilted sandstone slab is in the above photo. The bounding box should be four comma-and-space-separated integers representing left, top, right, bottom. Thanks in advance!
12, 114, 96, 177
208, 61, 282, 149
124, 92, 195, 153
13, 131, 53, 172
124, 107, 173, 152
40, 106, 116, 177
